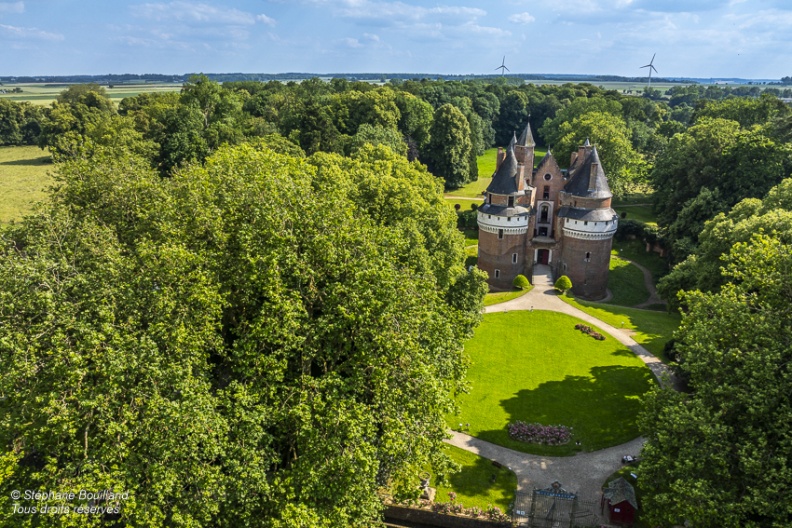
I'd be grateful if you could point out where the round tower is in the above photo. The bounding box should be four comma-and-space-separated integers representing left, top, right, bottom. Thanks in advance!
477, 136, 533, 290
557, 144, 618, 300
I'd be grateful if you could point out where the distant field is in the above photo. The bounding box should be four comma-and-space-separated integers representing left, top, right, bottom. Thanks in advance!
0, 83, 182, 105
0, 146, 53, 223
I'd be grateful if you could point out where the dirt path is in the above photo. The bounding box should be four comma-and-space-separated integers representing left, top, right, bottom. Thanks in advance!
626, 259, 666, 309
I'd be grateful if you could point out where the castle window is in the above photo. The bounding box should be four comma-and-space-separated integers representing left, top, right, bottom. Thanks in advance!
544, 173, 552, 181
540, 205, 549, 223
585, 252, 591, 262
507, 217, 511, 222
584, 221, 588, 225
494, 269, 500, 278
488, 215, 491, 219
498, 229, 504, 239
512, 253, 518, 263
563, 263, 567, 271
543, 186, 550, 200
508, 196, 514, 208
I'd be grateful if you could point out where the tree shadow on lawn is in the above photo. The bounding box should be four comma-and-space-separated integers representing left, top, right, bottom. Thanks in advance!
443, 455, 515, 510
476, 365, 654, 457
0, 156, 52, 166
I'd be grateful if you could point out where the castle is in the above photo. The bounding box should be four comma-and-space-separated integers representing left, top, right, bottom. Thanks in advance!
476, 122, 618, 300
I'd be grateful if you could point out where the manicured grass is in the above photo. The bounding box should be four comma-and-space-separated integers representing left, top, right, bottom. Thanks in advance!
477, 147, 499, 182
614, 205, 656, 225
559, 296, 681, 361
452, 311, 655, 456
0, 145, 53, 224
611, 239, 668, 283
435, 445, 516, 512
606, 257, 649, 307
483, 288, 530, 306
612, 193, 657, 226
445, 197, 484, 209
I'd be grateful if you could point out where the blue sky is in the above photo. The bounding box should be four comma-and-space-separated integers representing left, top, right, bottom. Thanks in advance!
1, 0, 790, 78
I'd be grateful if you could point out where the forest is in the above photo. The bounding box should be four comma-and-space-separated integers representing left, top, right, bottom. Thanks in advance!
1, 76, 792, 527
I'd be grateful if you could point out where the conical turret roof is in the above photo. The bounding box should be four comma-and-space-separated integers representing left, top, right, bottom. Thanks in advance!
486, 135, 520, 195
564, 145, 611, 198
517, 121, 535, 147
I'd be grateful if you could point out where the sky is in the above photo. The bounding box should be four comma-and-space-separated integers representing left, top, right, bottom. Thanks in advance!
0, 0, 791, 79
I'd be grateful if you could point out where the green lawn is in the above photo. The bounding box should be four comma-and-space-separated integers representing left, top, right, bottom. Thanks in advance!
559, 296, 681, 360
434, 445, 516, 512
452, 311, 655, 456
612, 193, 657, 225
483, 288, 530, 306
606, 256, 650, 307
611, 239, 668, 284
0, 145, 53, 224
446, 146, 548, 200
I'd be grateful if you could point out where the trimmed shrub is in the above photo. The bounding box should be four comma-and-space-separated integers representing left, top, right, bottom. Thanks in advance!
512, 274, 530, 290
554, 275, 572, 292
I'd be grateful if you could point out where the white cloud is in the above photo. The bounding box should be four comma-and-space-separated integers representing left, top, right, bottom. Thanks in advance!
130, 1, 257, 25
342, 37, 362, 47
0, 23, 63, 40
256, 13, 276, 26
509, 12, 535, 24
0, 2, 24, 14
363, 32, 379, 41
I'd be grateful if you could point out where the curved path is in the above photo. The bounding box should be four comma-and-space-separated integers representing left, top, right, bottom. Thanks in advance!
445, 264, 677, 515
626, 258, 666, 309
447, 431, 643, 505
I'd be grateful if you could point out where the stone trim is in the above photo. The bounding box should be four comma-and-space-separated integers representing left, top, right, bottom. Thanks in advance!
479, 224, 528, 235
562, 227, 615, 240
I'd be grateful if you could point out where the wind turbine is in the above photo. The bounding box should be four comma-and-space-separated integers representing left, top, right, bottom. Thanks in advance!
641, 53, 658, 88
495, 56, 510, 76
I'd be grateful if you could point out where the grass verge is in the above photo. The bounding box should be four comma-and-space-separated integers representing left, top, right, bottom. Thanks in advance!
611, 239, 668, 284
559, 296, 680, 360
606, 256, 649, 307
452, 311, 655, 456
483, 288, 530, 307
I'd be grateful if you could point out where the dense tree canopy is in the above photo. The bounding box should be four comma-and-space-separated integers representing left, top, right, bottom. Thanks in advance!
652, 117, 792, 262
640, 233, 792, 528
0, 143, 487, 527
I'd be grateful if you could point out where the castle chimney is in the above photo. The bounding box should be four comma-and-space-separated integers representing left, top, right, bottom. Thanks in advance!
589, 162, 599, 191
496, 147, 505, 170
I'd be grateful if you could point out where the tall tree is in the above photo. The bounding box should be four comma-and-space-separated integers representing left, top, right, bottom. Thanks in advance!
426, 104, 473, 189
640, 233, 792, 528
0, 143, 486, 527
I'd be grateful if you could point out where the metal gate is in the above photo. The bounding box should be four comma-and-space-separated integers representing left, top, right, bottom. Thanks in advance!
513, 482, 600, 528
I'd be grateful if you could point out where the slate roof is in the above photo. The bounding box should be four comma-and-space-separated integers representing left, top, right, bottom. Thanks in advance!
557, 206, 618, 222
486, 135, 521, 195
603, 478, 638, 510
478, 204, 530, 217
564, 146, 612, 199
517, 121, 535, 147
535, 148, 559, 172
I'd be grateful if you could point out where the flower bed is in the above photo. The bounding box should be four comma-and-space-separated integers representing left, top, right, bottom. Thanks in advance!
507, 421, 572, 445
575, 323, 605, 340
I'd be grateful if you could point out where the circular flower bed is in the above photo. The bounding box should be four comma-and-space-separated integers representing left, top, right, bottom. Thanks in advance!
507, 421, 572, 445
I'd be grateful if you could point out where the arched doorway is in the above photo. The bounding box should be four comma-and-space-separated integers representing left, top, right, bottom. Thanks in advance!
537, 249, 550, 265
